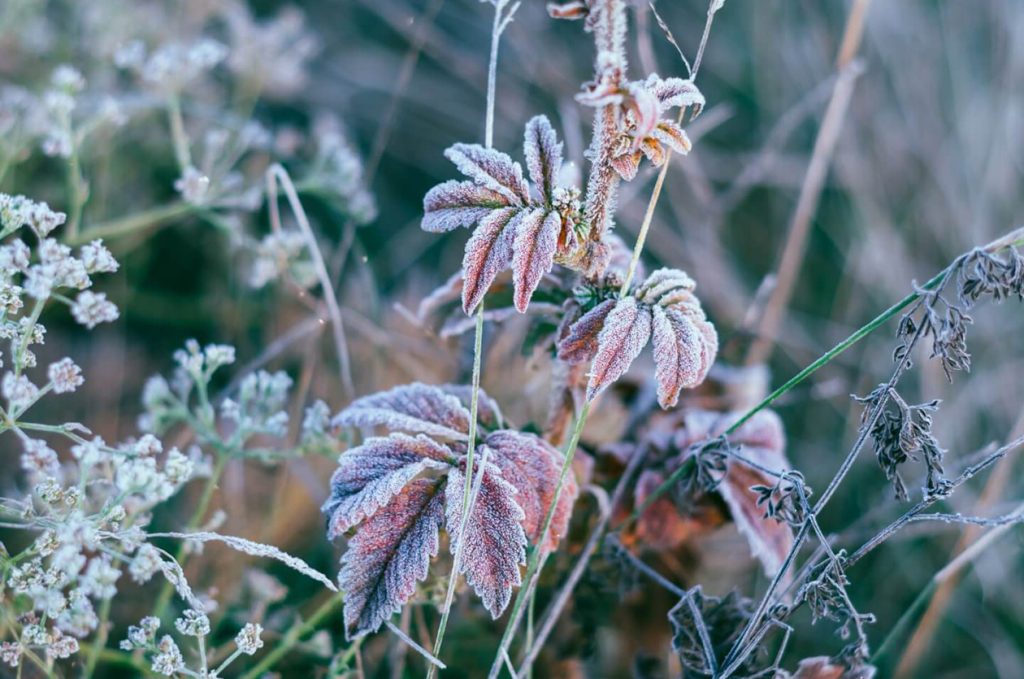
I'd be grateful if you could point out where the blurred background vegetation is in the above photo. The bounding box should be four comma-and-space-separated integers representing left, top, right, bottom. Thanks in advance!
2, 0, 1024, 676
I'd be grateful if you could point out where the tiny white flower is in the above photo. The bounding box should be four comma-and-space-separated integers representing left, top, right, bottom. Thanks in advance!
235, 623, 264, 655
48, 357, 83, 394
71, 291, 119, 329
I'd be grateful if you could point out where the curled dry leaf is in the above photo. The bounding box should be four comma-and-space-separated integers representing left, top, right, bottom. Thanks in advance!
675, 409, 794, 576
422, 116, 582, 314
324, 383, 579, 637
556, 267, 717, 407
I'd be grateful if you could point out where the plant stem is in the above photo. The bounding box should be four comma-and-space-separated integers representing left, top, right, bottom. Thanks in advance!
82, 596, 112, 678
239, 593, 347, 679
64, 202, 194, 246
167, 95, 192, 171
151, 454, 228, 620
429, 302, 485, 675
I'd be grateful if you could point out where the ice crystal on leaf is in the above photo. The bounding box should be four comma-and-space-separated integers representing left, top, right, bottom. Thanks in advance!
422, 116, 582, 314
557, 267, 717, 406
324, 383, 577, 638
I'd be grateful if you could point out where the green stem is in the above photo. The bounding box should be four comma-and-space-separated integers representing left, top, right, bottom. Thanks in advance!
64, 202, 194, 246
487, 401, 592, 679
82, 597, 112, 678
151, 454, 228, 620
239, 593, 347, 679
167, 95, 192, 171
429, 302, 485, 676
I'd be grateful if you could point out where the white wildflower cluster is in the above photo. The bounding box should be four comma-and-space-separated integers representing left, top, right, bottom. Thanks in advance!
117, 613, 265, 677
221, 370, 293, 439
223, 2, 320, 99
115, 38, 227, 94
311, 114, 378, 225
247, 229, 316, 289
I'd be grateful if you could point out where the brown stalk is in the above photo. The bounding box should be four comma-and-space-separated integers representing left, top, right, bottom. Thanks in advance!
745, 0, 873, 367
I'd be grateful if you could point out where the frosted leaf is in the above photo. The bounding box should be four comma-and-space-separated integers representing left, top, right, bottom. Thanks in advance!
587, 297, 653, 400
486, 430, 577, 551
647, 75, 705, 113
523, 115, 562, 205
637, 267, 696, 305
651, 306, 707, 408
557, 298, 616, 364
654, 121, 692, 156
639, 137, 667, 166
323, 433, 451, 538
446, 463, 526, 617
338, 479, 444, 638
461, 207, 522, 313
511, 209, 561, 312
444, 143, 530, 206
718, 442, 794, 576
610, 151, 641, 181
438, 384, 504, 430
422, 180, 510, 233
333, 383, 471, 441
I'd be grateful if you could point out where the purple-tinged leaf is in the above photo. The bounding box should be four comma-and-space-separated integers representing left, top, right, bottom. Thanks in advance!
511, 209, 561, 313
422, 180, 510, 233
439, 384, 504, 430
462, 207, 522, 314
338, 479, 445, 639
445, 144, 530, 206
646, 75, 705, 113
446, 462, 526, 617
486, 430, 578, 552
323, 433, 451, 538
587, 297, 653, 400
557, 298, 616, 364
333, 383, 471, 441
523, 115, 562, 205
651, 305, 707, 408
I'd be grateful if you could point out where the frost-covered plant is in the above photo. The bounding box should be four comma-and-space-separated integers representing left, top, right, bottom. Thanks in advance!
323, 383, 577, 637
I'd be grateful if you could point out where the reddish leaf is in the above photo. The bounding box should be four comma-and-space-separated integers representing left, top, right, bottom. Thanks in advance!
587, 296, 653, 400
439, 384, 504, 430
445, 463, 526, 617
791, 658, 846, 679
634, 469, 707, 550
338, 479, 445, 638
610, 150, 641, 181
511, 209, 561, 312
333, 383, 471, 441
557, 298, 616, 364
422, 180, 511, 233
637, 267, 696, 306
461, 207, 522, 314
651, 305, 707, 408
323, 433, 451, 539
486, 430, 578, 552
523, 115, 563, 205
444, 143, 530, 206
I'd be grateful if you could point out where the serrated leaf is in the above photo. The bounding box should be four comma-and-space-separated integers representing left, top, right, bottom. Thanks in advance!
437, 384, 504, 430
511, 209, 561, 312
462, 207, 522, 314
648, 76, 705, 112
587, 297, 653, 400
422, 180, 511, 233
323, 433, 451, 538
719, 450, 794, 576
446, 462, 526, 617
445, 143, 530, 206
338, 479, 445, 639
523, 115, 562, 205
486, 430, 577, 551
637, 267, 696, 306
557, 298, 616, 364
333, 383, 471, 441
651, 306, 709, 408
610, 151, 641, 181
